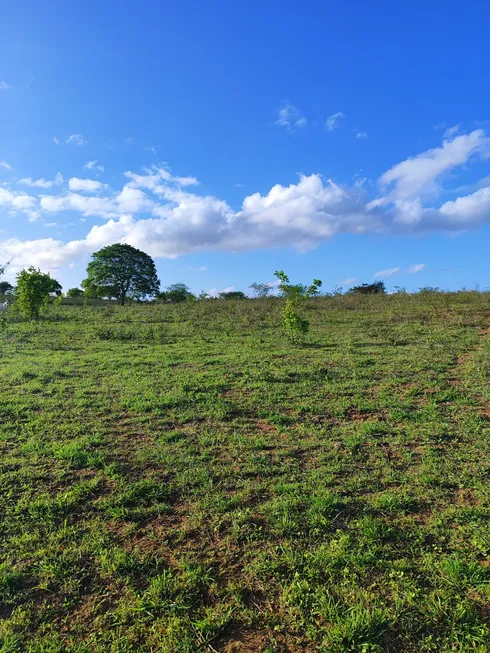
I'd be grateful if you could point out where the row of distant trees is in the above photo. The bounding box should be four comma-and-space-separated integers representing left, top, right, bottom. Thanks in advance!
0, 243, 443, 320
69, 244, 393, 304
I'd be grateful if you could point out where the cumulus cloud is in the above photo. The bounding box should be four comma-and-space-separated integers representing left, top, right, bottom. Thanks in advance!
374, 267, 399, 279
0, 161, 13, 171
5, 131, 490, 273
66, 134, 87, 146
18, 173, 63, 189
275, 102, 307, 131
40, 192, 115, 217
356, 131, 368, 139
326, 112, 344, 131
407, 263, 426, 273
39, 184, 152, 219
18, 177, 54, 189
68, 177, 107, 192
125, 166, 198, 191
0, 187, 35, 211
438, 186, 490, 224
375, 130, 490, 204
0, 81, 9, 91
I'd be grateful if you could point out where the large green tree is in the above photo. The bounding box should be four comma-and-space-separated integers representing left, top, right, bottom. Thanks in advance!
83, 244, 160, 305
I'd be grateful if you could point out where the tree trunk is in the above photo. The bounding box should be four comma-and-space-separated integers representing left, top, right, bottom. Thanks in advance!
120, 292, 125, 306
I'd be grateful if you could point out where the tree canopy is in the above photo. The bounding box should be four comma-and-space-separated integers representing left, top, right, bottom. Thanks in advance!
49, 279, 63, 296
157, 283, 195, 303
219, 291, 247, 300
83, 244, 160, 305
0, 281, 13, 296
249, 282, 272, 298
66, 287, 84, 298
348, 281, 386, 295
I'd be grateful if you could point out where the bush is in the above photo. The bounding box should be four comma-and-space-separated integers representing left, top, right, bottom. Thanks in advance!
274, 270, 322, 343
348, 281, 386, 295
15, 267, 55, 320
66, 287, 84, 298
157, 283, 195, 303
219, 291, 247, 300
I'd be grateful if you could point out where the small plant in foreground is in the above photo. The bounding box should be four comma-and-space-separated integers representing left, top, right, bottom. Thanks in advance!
274, 270, 322, 343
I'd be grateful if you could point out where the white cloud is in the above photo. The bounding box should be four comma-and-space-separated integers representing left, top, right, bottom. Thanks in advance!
374, 267, 399, 279
68, 177, 107, 192
18, 177, 53, 189
438, 186, 490, 224
376, 130, 490, 203
6, 131, 490, 273
0, 161, 13, 171
6, 173, 382, 271
18, 173, 63, 189
341, 278, 358, 285
174, 176, 199, 187
326, 112, 344, 131
189, 265, 207, 272
0, 187, 35, 211
39, 184, 152, 219
53, 137, 61, 145
124, 169, 165, 191
407, 263, 426, 274
443, 124, 460, 139
66, 134, 87, 146
44, 222, 57, 228
275, 102, 307, 131
125, 166, 198, 191
356, 131, 368, 140
116, 186, 151, 213
84, 160, 105, 172
0, 81, 9, 91
40, 192, 117, 218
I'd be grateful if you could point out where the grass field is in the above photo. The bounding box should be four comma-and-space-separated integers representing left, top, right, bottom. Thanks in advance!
2, 293, 490, 652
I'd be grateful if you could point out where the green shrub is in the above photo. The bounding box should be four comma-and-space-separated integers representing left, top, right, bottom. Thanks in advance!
15, 267, 55, 320
274, 270, 322, 343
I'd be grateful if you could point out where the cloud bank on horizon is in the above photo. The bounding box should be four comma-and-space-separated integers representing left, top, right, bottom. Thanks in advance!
1, 129, 490, 275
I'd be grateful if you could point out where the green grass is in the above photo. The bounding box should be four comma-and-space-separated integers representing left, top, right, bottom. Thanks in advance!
2, 292, 490, 651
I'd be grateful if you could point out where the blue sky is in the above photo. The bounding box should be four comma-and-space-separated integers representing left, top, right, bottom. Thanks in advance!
1, 0, 490, 294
